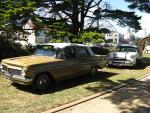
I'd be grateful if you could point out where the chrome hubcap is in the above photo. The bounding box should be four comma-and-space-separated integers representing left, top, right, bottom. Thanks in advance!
91, 67, 97, 76
39, 78, 48, 86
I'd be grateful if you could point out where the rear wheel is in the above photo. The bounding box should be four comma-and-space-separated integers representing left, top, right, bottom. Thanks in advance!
90, 66, 98, 76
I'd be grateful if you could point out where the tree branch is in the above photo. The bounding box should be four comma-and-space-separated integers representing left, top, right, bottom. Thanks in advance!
84, 0, 94, 16
51, 0, 72, 18
89, 0, 103, 9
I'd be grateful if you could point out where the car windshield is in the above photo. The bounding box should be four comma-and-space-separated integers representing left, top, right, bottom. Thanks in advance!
34, 45, 64, 58
116, 46, 138, 52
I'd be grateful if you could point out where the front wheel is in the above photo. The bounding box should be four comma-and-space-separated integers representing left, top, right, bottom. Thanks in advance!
89, 66, 98, 76
33, 73, 50, 91
134, 59, 141, 68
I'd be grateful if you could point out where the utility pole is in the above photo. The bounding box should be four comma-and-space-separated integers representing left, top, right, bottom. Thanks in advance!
95, 7, 101, 30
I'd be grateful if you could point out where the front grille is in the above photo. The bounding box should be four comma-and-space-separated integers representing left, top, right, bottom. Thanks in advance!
8, 68, 21, 75
114, 59, 127, 61
2, 65, 8, 71
2, 65, 22, 76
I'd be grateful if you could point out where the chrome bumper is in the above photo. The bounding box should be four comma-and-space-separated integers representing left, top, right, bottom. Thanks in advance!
1, 71, 33, 85
107, 60, 135, 66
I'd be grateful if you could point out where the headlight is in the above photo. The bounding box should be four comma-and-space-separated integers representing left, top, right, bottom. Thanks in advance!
21, 67, 27, 76
0, 63, 2, 70
107, 54, 110, 59
130, 55, 136, 59
107, 53, 113, 60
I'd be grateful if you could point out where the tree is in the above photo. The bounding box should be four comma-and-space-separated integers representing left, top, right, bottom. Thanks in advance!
74, 31, 105, 43
0, 0, 142, 42
0, 0, 36, 31
125, 0, 150, 13
0, 0, 37, 41
37, 0, 141, 34
135, 37, 142, 46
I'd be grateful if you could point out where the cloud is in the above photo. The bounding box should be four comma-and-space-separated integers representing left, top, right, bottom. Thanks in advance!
135, 13, 150, 38
140, 14, 150, 29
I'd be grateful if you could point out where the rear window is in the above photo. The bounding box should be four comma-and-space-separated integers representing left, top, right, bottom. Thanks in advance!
76, 47, 90, 58
91, 47, 109, 55
116, 46, 138, 52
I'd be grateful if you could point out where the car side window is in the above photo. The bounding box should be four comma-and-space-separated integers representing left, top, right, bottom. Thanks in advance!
65, 47, 75, 58
56, 49, 66, 59
76, 47, 90, 58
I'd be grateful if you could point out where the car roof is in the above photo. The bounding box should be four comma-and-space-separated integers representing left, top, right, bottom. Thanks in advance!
117, 44, 138, 48
38, 43, 88, 49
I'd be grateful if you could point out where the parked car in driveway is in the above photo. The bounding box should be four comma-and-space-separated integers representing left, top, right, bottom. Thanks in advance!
107, 44, 142, 67
1, 43, 107, 91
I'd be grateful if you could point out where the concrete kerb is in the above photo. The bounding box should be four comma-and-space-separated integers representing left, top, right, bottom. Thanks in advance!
42, 73, 150, 113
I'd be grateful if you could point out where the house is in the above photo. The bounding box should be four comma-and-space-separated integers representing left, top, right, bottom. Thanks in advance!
20, 19, 71, 45
105, 31, 119, 44
105, 31, 126, 44
20, 19, 52, 45
124, 28, 136, 45
144, 45, 150, 54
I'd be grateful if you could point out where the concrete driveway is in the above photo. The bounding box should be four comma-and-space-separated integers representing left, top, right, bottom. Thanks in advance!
55, 75, 150, 113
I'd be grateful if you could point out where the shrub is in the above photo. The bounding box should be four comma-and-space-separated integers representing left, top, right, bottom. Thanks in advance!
0, 36, 35, 61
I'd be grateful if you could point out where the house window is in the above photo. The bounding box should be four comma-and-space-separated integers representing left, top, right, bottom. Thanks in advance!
35, 30, 44, 37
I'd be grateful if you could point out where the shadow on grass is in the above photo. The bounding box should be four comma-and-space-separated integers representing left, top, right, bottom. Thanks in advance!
104, 78, 150, 113
12, 71, 119, 94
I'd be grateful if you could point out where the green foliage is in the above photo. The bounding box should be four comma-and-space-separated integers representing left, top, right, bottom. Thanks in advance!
0, 35, 34, 61
84, 27, 111, 34
102, 9, 141, 31
49, 38, 64, 43
0, 0, 142, 35
0, 0, 37, 31
55, 31, 70, 38
125, 0, 150, 13
0, 0, 142, 44
73, 31, 104, 43
45, 21, 73, 42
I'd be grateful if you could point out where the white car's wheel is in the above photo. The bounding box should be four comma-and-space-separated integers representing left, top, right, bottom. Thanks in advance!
134, 59, 141, 68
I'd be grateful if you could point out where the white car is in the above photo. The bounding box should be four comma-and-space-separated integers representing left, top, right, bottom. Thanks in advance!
107, 44, 142, 67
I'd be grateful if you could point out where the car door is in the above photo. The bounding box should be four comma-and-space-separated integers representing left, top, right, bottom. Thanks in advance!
53, 46, 78, 81
75, 47, 92, 75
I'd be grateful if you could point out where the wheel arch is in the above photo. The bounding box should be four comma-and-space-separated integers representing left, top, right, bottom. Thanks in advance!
34, 71, 56, 83
95, 64, 100, 69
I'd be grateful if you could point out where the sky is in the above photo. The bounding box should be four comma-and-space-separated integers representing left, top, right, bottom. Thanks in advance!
102, 0, 150, 38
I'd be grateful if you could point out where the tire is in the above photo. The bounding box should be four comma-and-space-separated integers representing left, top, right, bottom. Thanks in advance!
33, 73, 50, 91
89, 66, 98, 76
134, 59, 141, 68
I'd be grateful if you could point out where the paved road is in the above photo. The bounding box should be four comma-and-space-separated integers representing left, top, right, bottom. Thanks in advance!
56, 75, 150, 113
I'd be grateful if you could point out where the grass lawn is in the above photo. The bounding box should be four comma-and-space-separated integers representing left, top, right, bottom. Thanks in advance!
0, 54, 150, 113
143, 53, 150, 58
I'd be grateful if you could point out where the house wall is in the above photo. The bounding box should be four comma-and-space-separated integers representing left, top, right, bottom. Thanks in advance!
144, 45, 150, 54
105, 32, 119, 43
28, 31, 36, 45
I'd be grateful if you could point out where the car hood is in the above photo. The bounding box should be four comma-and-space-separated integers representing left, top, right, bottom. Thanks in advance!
108, 52, 137, 60
2, 55, 62, 67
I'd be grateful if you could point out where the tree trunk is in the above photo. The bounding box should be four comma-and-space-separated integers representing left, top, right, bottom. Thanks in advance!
80, 0, 85, 32
71, 0, 80, 35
